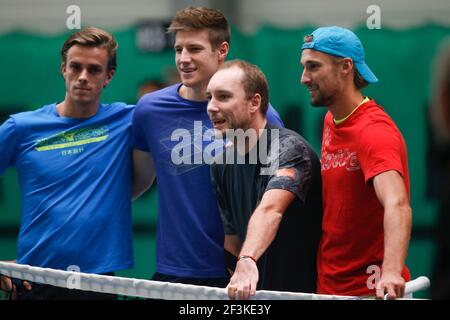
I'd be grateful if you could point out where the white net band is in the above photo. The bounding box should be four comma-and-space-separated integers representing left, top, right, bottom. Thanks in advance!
0, 262, 429, 300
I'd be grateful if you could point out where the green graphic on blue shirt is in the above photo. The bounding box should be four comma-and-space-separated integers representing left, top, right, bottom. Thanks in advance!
34, 126, 109, 151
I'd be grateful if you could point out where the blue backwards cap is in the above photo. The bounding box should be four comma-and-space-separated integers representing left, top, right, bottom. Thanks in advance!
301, 26, 378, 83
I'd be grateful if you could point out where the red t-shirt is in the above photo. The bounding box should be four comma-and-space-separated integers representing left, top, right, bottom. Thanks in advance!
317, 99, 411, 296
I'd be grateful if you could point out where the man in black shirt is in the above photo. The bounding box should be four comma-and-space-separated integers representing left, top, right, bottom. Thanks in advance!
207, 59, 323, 300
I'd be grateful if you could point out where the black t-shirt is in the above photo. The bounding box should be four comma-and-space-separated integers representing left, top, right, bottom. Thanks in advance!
211, 124, 323, 293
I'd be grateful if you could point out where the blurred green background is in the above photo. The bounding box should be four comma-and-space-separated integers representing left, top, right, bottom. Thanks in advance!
1, 23, 449, 299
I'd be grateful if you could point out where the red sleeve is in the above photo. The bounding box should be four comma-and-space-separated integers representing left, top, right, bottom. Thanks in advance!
358, 122, 405, 184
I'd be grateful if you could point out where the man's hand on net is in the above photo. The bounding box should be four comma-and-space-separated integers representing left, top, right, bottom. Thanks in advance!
1, 275, 33, 300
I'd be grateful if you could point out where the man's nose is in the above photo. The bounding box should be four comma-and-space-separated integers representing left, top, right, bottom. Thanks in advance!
300, 69, 310, 85
78, 68, 89, 82
179, 48, 192, 63
207, 97, 220, 113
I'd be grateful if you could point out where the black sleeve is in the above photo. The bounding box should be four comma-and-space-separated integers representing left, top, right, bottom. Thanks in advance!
265, 134, 314, 204
210, 164, 236, 235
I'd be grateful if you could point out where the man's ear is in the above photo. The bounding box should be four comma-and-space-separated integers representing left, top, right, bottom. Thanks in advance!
249, 93, 262, 114
217, 41, 229, 63
61, 62, 66, 77
103, 68, 115, 88
341, 58, 354, 76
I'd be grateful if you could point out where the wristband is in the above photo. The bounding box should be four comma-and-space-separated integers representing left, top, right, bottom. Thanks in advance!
238, 255, 257, 263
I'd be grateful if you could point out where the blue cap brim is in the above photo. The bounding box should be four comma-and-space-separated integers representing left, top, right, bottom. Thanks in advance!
355, 61, 378, 83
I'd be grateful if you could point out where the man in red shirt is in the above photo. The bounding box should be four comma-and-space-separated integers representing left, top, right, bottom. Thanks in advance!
300, 26, 412, 299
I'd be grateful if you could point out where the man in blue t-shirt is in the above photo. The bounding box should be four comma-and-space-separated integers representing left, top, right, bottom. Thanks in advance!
0, 27, 154, 300
133, 7, 284, 287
